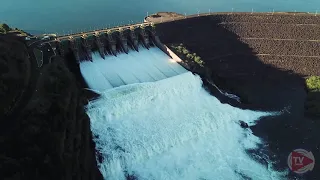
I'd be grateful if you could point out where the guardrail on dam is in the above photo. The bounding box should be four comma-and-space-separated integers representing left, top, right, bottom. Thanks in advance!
45, 23, 170, 64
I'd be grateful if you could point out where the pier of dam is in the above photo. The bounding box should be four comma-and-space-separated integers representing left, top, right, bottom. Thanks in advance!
43, 23, 170, 65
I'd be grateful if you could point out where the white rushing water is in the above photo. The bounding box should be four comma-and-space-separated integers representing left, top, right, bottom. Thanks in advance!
81, 47, 285, 180
80, 46, 187, 92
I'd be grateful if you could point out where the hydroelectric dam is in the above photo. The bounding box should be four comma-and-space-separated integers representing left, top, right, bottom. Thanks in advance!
43, 23, 189, 91
29, 23, 285, 179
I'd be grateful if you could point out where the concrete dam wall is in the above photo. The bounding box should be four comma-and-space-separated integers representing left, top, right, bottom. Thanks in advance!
49, 25, 170, 65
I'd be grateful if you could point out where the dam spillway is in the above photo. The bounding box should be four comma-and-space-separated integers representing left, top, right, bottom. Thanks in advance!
56, 25, 186, 91
80, 46, 187, 91
66, 25, 285, 180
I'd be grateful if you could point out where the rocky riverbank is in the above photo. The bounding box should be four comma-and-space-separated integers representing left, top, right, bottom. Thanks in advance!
0, 34, 30, 118
0, 34, 103, 180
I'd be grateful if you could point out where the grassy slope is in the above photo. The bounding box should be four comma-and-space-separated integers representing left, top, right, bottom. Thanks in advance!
305, 76, 320, 118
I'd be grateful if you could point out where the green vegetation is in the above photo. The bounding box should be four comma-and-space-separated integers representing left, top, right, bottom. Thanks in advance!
0, 23, 11, 33
171, 43, 204, 67
0, 23, 29, 36
305, 76, 320, 118
306, 76, 320, 91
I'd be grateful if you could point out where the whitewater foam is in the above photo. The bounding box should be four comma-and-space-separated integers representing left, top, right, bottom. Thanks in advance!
80, 46, 285, 179
86, 72, 284, 180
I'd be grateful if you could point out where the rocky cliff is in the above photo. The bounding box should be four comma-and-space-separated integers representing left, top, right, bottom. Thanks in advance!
0, 35, 102, 180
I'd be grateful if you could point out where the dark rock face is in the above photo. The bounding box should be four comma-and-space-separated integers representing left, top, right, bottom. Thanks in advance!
0, 34, 30, 117
239, 121, 249, 128
0, 37, 102, 180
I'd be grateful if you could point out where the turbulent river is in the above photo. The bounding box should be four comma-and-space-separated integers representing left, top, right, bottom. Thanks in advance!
80, 46, 285, 180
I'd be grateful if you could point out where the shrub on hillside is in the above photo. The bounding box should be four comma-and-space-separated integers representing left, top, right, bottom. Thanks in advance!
305, 76, 320, 119
171, 43, 204, 67
306, 76, 320, 91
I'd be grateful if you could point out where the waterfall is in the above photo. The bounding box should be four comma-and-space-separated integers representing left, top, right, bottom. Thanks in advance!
80, 46, 285, 180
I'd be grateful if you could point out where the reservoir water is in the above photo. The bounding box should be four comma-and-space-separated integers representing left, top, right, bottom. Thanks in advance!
0, 0, 319, 34
81, 46, 285, 179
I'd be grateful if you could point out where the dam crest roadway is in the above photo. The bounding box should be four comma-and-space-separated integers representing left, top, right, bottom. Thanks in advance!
26, 22, 160, 67
27, 23, 173, 68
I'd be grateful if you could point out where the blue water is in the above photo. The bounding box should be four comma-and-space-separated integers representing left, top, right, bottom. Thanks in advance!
0, 0, 319, 34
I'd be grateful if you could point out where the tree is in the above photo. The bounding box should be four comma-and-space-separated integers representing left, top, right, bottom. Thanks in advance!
0, 23, 11, 33
186, 54, 193, 59
182, 48, 189, 54
194, 56, 204, 66
306, 76, 320, 91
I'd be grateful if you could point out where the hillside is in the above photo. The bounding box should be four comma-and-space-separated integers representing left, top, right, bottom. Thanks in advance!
151, 13, 320, 179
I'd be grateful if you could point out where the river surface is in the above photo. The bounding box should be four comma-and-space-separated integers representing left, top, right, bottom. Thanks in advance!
0, 0, 319, 34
